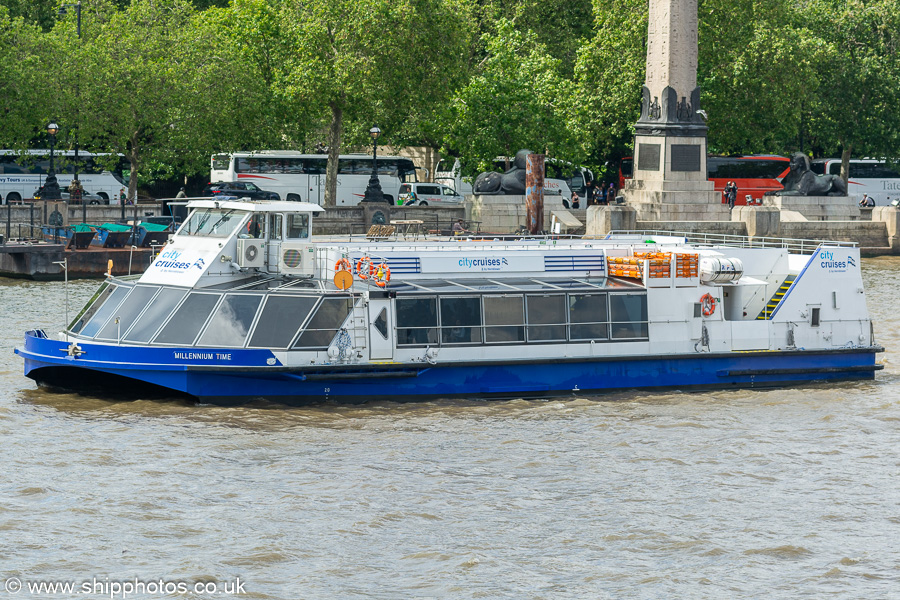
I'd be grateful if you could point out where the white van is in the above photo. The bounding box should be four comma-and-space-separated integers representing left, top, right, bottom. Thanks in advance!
398, 183, 465, 206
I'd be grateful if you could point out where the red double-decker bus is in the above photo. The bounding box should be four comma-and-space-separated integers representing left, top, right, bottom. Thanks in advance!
618, 155, 791, 205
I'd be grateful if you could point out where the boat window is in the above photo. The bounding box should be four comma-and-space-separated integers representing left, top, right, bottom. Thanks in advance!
293, 297, 354, 349
568, 293, 609, 340
152, 293, 221, 345
440, 297, 482, 344
374, 308, 388, 339
77, 284, 131, 338
247, 295, 318, 348
286, 214, 309, 239
396, 297, 438, 346
198, 294, 264, 347
526, 294, 567, 341
609, 294, 648, 339
239, 214, 264, 239
95, 285, 160, 340
179, 208, 243, 238
124, 288, 189, 343
268, 214, 283, 240
483, 295, 524, 343
69, 282, 115, 335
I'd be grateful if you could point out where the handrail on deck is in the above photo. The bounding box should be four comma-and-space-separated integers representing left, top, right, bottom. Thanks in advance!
604, 230, 857, 254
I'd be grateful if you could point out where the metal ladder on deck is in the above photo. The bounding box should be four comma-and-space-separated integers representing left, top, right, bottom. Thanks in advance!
757, 275, 796, 320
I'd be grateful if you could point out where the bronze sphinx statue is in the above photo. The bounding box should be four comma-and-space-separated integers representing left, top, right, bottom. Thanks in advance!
776, 152, 847, 196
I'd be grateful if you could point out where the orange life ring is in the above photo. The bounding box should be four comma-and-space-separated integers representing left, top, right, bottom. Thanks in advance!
335, 257, 352, 273
700, 293, 716, 317
356, 257, 373, 280
372, 263, 391, 287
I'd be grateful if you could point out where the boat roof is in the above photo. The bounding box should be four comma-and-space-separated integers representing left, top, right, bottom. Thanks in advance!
186, 199, 325, 213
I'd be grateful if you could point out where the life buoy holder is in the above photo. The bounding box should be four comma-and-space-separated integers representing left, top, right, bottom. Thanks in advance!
356, 257, 373, 280
700, 293, 716, 317
372, 263, 391, 287
335, 257, 352, 273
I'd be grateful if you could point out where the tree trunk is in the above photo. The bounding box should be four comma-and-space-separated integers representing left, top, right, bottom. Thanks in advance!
840, 145, 852, 186
128, 132, 140, 204
324, 103, 343, 208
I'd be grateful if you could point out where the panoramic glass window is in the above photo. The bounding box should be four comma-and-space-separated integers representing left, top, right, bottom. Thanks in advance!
77, 284, 131, 338
526, 295, 567, 341
440, 296, 482, 344
69, 282, 115, 335
396, 297, 438, 346
198, 294, 264, 347
609, 294, 648, 339
293, 297, 354, 349
152, 293, 221, 345
95, 285, 160, 340
568, 293, 609, 340
179, 208, 244, 238
124, 288, 189, 343
247, 295, 318, 348
483, 295, 525, 343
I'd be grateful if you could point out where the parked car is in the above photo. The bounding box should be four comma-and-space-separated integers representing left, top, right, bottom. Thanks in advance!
398, 183, 464, 206
33, 186, 107, 204
202, 181, 280, 200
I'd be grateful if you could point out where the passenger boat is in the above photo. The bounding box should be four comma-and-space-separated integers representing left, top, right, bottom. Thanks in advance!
17, 199, 883, 405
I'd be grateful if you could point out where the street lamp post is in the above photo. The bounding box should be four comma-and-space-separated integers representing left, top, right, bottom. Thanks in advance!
362, 125, 386, 203
43, 122, 62, 200
59, 2, 83, 220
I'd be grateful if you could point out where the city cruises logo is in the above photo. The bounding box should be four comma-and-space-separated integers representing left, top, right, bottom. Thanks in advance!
458, 256, 509, 271
153, 249, 206, 273
819, 250, 855, 273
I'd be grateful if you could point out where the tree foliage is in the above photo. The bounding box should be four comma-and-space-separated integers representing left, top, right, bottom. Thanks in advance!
441, 19, 579, 175
3, 0, 900, 196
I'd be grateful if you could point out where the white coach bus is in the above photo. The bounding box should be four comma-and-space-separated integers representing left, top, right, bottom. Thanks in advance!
0, 150, 127, 205
210, 151, 419, 206
811, 158, 900, 205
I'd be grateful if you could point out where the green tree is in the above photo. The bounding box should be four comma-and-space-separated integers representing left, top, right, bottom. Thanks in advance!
698, 0, 820, 155
0, 7, 50, 150
76, 0, 198, 200
802, 0, 900, 180
441, 19, 580, 176
570, 0, 646, 171
280, 0, 473, 206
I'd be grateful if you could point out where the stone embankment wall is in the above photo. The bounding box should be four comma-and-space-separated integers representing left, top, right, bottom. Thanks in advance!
467, 195, 587, 234
586, 205, 900, 254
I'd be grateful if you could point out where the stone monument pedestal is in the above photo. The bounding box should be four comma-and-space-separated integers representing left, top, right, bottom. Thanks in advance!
762, 195, 861, 221
469, 194, 582, 233
624, 178, 730, 221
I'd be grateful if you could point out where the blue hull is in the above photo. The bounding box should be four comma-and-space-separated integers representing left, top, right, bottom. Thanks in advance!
17, 331, 881, 406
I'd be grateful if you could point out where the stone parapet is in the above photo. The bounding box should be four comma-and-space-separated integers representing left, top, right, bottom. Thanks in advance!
872, 206, 900, 252
585, 206, 637, 236
762, 195, 861, 221
468, 195, 584, 233
635, 220, 747, 237
780, 221, 888, 249
731, 205, 781, 238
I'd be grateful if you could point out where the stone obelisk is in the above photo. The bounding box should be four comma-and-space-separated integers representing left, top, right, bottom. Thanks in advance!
624, 0, 728, 221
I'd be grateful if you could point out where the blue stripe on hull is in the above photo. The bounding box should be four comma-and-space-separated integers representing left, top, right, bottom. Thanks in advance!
17, 332, 880, 405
